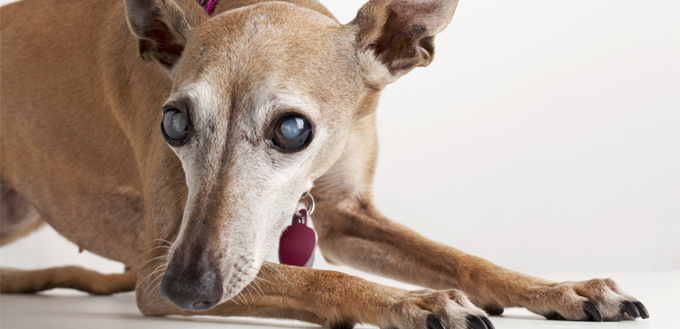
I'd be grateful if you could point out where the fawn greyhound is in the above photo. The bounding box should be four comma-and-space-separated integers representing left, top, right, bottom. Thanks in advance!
0, 0, 649, 328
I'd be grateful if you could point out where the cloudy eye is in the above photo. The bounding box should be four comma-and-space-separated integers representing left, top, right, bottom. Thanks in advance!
161, 107, 190, 145
272, 114, 313, 152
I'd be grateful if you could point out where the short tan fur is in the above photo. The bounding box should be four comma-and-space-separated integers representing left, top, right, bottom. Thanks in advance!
0, 1, 648, 328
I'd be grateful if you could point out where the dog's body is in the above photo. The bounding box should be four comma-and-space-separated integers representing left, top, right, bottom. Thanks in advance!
0, 0, 648, 328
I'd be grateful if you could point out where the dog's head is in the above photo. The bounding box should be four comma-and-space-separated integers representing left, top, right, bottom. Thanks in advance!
125, 0, 458, 311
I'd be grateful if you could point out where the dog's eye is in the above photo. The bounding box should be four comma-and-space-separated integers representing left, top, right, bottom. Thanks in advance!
272, 114, 313, 152
161, 107, 190, 145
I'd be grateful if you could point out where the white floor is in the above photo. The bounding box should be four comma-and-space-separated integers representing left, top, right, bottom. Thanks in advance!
1, 270, 677, 329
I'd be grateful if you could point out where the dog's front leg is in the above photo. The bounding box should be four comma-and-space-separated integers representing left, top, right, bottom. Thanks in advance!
312, 198, 648, 322
137, 261, 491, 329
311, 114, 647, 322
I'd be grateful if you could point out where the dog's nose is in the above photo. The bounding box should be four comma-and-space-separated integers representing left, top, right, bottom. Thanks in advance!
160, 265, 223, 311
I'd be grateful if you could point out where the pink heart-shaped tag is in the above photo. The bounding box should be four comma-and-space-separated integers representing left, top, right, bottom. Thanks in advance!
278, 209, 317, 267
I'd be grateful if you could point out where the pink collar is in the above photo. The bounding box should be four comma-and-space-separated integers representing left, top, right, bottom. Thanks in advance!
198, 0, 218, 15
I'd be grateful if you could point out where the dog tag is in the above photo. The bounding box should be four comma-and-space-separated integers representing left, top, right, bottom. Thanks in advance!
278, 209, 317, 267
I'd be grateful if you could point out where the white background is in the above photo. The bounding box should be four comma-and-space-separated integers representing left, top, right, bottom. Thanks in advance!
1, 0, 678, 278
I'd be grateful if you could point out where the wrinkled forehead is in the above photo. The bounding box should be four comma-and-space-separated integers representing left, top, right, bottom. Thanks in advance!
173, 2, 363, 118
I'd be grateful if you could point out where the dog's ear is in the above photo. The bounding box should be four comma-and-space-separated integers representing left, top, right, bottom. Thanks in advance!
124, 0, 208, 72
350, 0, 458, 81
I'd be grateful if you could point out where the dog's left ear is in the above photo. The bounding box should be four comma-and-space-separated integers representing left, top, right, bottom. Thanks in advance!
350, 0, 458, 81
124, 0, 208, 72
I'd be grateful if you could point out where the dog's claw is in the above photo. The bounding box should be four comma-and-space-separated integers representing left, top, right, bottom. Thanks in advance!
582, 301, 603, 322
466, 315, 488, 329
426, 314, 446, 329
483, 306, 504, 316
633, 301, 649, 319
620, 300, 640, 319
481, 317, 495, 329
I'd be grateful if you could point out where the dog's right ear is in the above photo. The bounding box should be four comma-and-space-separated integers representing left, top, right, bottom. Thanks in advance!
125, 0, 208, 72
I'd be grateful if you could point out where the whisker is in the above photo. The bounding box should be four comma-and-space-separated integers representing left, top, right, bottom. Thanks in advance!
149, 280, 163, 296
254, 275, 273, 285
261, 262, 283, 277
229, 296, 241, 306
145, 269, 166, 291
139, 265, 160, 287
139, 245, 171, 259
140, 264, 167, 287
253, 280, 265, 298
236, 293, 250, 311
145, 239, 173, 246
139, 255, 168, 271
248, 281, 262, 299
245, 286, 256, 308
255, 277, 272, 285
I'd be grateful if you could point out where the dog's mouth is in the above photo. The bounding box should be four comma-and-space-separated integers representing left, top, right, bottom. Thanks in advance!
221, 257, 263, 302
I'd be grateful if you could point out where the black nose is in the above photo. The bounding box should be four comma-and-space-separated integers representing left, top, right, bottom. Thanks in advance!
160, 264, 223, 311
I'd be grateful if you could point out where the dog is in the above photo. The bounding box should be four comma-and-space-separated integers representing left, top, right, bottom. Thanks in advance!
0, 0, 649, 328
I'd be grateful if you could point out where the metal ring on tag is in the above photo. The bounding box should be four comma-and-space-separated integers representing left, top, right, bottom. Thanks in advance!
295, 192, 315, 217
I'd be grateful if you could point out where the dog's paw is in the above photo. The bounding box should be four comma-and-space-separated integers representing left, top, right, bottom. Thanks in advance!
530, 278, 648, 321
381, 289, 494, 329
